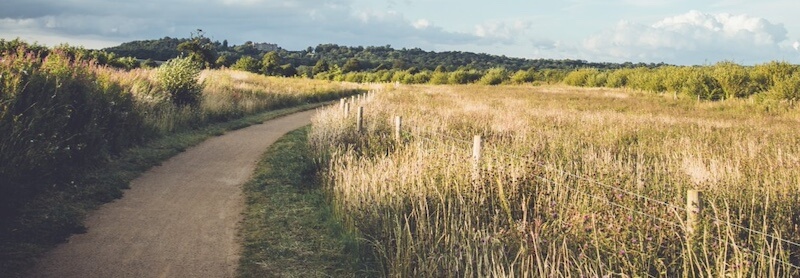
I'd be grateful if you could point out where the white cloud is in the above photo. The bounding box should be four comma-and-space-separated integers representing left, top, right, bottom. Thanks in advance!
0, 0, 478, 51
412, 19, 430, 30
474, 19, 533, 43
583, 10, 795, 64
794, 41, 800, 51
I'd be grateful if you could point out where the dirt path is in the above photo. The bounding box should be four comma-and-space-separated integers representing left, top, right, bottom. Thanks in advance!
26, 110, 317, 278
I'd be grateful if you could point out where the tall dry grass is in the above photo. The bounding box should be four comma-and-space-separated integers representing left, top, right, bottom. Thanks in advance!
310, 84, 800, 277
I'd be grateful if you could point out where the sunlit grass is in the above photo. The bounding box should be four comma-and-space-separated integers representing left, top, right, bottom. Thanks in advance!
310, 84, 800, 277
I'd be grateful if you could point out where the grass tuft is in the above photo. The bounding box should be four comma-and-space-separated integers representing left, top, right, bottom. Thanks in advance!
238, 126, 379, 278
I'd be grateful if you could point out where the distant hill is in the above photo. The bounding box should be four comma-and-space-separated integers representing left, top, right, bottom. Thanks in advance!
104, 37, 666, 71
104, 37, 188, 61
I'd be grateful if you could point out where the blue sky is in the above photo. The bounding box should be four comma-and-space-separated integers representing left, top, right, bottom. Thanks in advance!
1, 0, 799, 65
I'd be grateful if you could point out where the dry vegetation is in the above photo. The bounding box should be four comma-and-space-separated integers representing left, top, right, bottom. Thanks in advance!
310, 84, 800, 277
0, 44, 364, 275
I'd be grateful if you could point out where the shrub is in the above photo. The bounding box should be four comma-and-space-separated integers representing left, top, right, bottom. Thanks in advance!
510, 70, 535, 84
429, 71, 449, 85
231, 56, 260, 73
768, 73, 800, 101
0, 47, 145, 205
711, 61, 755, 99
683, 70, 724, 100
478, 67, 509, 85
156, 57, 203, 106
606, 68, 633, 88
563, 68, 600, 86
448, 69, 481, 84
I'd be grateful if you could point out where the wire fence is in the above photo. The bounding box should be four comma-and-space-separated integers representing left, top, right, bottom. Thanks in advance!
334, 94, 800, 271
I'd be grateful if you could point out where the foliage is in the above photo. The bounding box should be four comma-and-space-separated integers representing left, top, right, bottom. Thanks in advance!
563, 68, 600, 86
312, 59, 330, 75
711, 61, 755, 99
0, 46, 147, 215
510, 69, 535, 84
177, 31, 218, 69
342, 58, 362, 73
106, 37, 666, 74
231, 56, 260, 73
261, 51, 282, 76
156, 57, 204, 106
768, 72, 800, 101
478, 67, 509, 85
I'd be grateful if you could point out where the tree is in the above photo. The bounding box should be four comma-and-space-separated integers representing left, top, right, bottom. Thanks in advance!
231, 56, 260, 73
280, 64, 298, 77
215, 54, 232, 68
177, 29, 217, 68
342, 58, 361, 73
312, 59, 330, 75
261, 51, 282, 76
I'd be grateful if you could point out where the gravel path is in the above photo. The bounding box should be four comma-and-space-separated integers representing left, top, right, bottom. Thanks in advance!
26, 110, 316, 278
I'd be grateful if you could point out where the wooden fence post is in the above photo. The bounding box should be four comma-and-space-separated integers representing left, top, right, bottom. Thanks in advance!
472, 135, 482, 182
340, 99, 346, 113
357, 107, 364, 132
394, 116, 402, 141
686, 189, 702, 238
473, 135, 482, 164
344, 102, 350, 116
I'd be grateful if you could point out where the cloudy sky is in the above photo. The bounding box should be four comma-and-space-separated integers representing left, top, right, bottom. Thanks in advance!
1, 0, 799, 65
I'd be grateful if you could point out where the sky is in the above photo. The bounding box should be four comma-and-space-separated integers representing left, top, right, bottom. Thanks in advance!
1, 0, 799, 65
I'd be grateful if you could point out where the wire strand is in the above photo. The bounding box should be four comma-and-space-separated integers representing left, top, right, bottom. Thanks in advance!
416, 130, 800, 250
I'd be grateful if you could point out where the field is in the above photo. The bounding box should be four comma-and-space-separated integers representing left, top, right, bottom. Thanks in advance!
310, 84, 800, 277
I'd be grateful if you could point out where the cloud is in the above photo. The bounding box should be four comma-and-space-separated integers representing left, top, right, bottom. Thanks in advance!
473, 19, 537, 46
582, 10, 796, 64
0, 0, 478, 50
412, 19, 430, 30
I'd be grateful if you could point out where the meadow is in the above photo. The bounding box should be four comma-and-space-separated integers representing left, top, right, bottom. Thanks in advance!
310, 84, 800, 277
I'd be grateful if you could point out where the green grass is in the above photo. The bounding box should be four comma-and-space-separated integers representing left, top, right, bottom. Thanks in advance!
238, 126, 379, 278
0, 102, 334, 277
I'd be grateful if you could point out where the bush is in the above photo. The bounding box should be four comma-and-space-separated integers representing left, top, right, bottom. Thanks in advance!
510, 70, 535, 84
156, 57, 203, 106
683, 70, 724, 100
563, 68, 599, 86
711, 61, 755, 99
768, 73, 800, 101
0, 47, 146, 206
429, 71, 449, 85
231, 56, 260, 73
478, 67, 508, 85
605, 68, 633, 88
448, 69, 481, 84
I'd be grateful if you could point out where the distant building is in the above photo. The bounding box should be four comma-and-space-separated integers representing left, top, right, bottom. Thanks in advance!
253, 43, 279, 52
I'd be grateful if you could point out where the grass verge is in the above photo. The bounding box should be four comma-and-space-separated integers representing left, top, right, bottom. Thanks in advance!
0, 101, 334, 277
238, 126, 378, 278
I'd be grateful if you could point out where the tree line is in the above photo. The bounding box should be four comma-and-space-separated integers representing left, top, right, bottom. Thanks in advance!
104, 35, 666, 74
